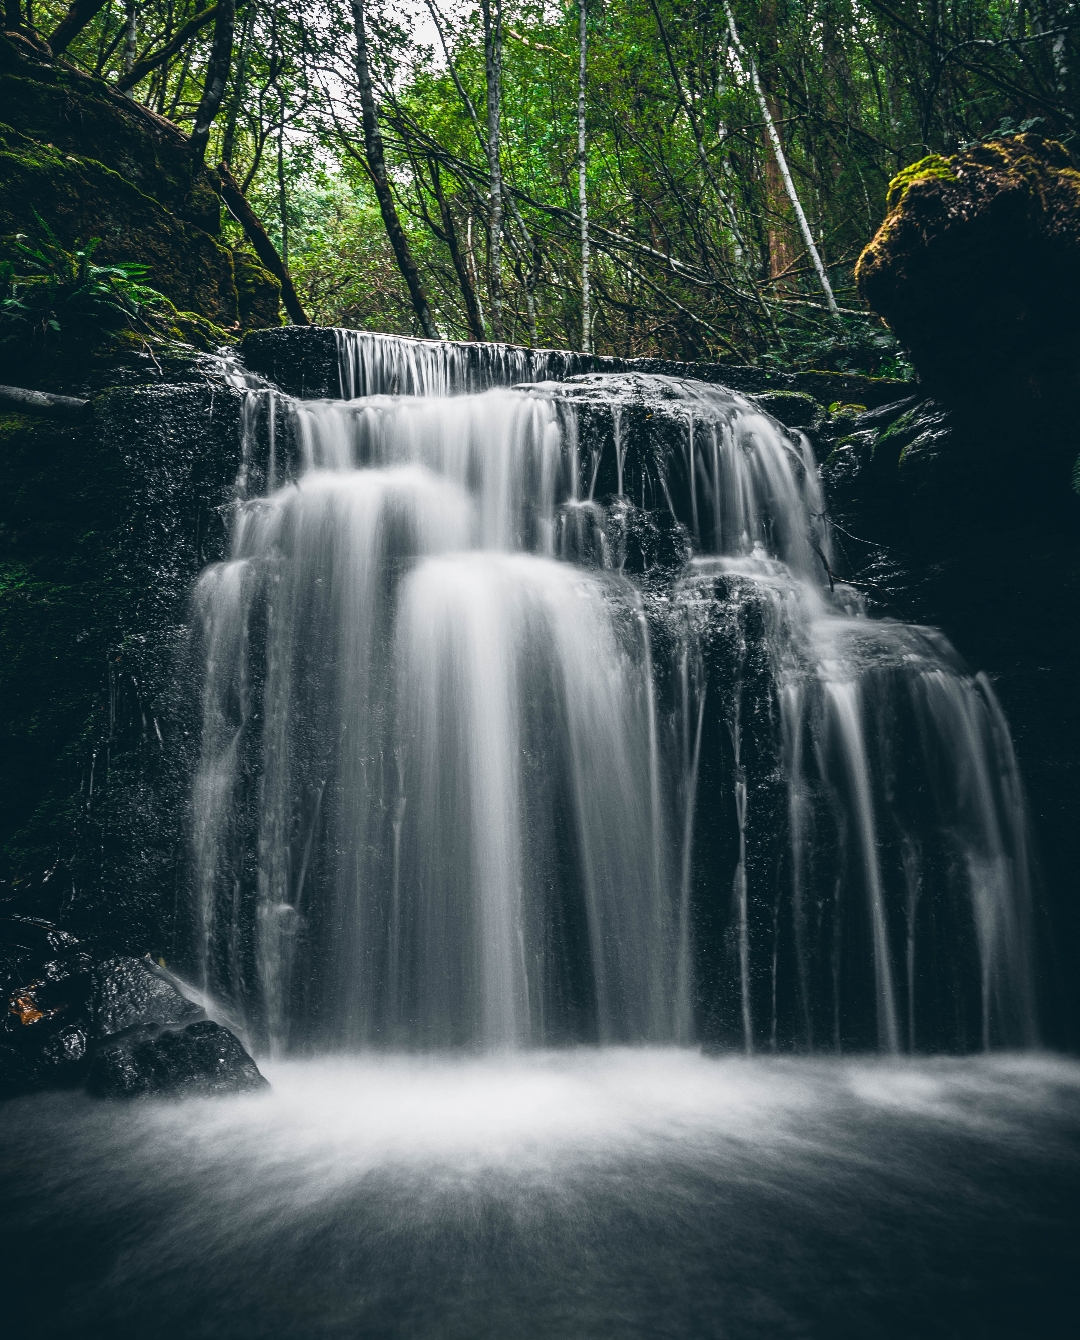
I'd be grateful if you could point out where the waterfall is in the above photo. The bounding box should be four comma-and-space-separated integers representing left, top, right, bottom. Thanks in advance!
191, 339, 1037, 1055
334, 328, 600, 398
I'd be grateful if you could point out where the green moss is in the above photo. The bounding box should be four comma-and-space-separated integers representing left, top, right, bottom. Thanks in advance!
0, 130, 239, 328
0, 67, 219, 233
885, 155, 958, 211
232, 248, 282, 330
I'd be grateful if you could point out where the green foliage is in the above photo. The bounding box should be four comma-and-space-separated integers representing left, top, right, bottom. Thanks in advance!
21, 0, 1080, 370
762, 312, 913, 379
0, 213, 169, 349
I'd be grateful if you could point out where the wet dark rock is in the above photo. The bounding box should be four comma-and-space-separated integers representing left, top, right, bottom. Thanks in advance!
92, 955, 204, 1039
753, 390, 820, 430
819, 381, 1080, 1046
0, 916, 266, 1101
856, 135, 1080, 413
0, 915, 94, 1096
86, 1019, 268, 1099
0, 377, 262, 948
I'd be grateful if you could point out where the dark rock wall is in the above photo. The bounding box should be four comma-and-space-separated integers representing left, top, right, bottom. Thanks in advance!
819, 396, 1080, 1048
851, 134, 1080, 1047
0, 373, 268, 957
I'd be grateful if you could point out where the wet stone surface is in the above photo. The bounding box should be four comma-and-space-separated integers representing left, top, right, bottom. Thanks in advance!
0, 917, 266, 1101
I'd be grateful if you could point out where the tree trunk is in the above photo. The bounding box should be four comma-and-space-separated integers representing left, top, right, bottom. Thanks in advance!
577, 0, 590, 353
276, 108, 288, 269
762, 93, 796, 281
117, 4, 221, 95
466, 216, 486, 333
506, 194, 540, 347
123, 0, 136, 72
350, 0, 440, 340
5, 1, 22, 31
215, 162, 310, 326
189, 0, 235, 173
722, 0, 837, 313
480, 0, 503, 340
431, 160, 485, 341
49, 0, 110, 54
220, 2, 254, 169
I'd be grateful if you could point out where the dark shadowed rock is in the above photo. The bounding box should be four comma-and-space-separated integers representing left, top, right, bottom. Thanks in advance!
0, 916, 94, 1096
87, 1020, 268, 1099
0, 918, 267, 1100
856, 135, 1080, 412
92, 955, 204, 1039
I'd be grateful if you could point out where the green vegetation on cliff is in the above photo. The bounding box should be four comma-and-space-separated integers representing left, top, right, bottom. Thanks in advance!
0, 29, 281, 342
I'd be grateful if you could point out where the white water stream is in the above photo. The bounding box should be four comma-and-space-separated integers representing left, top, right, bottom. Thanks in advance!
193, 336, 1036, 1055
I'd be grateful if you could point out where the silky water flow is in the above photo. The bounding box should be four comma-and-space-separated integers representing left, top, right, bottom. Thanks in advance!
192, 332, 1036, 1058
5, 334, 1075, 1340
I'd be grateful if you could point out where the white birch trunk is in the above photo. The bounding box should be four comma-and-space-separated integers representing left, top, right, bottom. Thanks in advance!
578, 0, 591, 353
722, 1, 838, 314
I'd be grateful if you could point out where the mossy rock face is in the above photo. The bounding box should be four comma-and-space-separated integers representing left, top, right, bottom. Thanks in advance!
0, 69, 219, 233
884, 154, 958, 210
0, 33, 281, 332
233, 248, 283, 330
753, 390, 820, 429
0, 121, 239, 327
856, 135, 1080, 410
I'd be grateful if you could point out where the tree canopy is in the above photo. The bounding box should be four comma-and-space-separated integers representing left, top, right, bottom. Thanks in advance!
12, 0, 1080, 368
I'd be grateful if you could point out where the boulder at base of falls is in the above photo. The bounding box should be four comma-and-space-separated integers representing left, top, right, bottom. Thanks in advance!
0, 917, 266, 1100
86, 1020, 268, 1100
855, 134, 1080, 414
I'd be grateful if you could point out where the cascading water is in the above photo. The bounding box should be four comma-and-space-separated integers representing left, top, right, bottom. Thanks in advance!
192, 336, 1036, 1056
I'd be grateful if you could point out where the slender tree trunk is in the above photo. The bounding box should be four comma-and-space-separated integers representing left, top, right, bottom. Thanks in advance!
467, 215, 486, 333
122, 0, 136, 70
577, 0, 590, 353
215, 162, 309, 325
646, 0, 750, 279
276, 107, 288, 268
480, 0, 503, 340
431, 160, 485, 341
117, 2, 221, 94
166, 41, 194, 120
722, 0, 837, 313
350, 0, 439, 339
221, 2, 253, 169
506, 194, 540, 347
189, 0, 235, 173
5, 0, 22, 31
761, 94, 795, 281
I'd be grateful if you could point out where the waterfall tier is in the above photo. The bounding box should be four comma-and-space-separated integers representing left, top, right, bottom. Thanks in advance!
193, 337, 1036, 1053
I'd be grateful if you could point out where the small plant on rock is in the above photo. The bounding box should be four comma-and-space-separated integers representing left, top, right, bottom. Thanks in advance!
0, 213, 168, 351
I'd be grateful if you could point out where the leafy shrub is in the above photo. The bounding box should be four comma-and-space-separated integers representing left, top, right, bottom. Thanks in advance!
762, 310, 914, 380
0, 214, 168, 350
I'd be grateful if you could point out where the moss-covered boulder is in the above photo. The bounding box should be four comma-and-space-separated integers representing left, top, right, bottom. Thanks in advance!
855, 135, 1080, 408
0, 30, 281, 332
232, 247, 283, 330
0, 122, 239, 326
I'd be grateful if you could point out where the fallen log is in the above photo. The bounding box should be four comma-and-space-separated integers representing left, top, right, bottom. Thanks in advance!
0, 384, 92, 418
